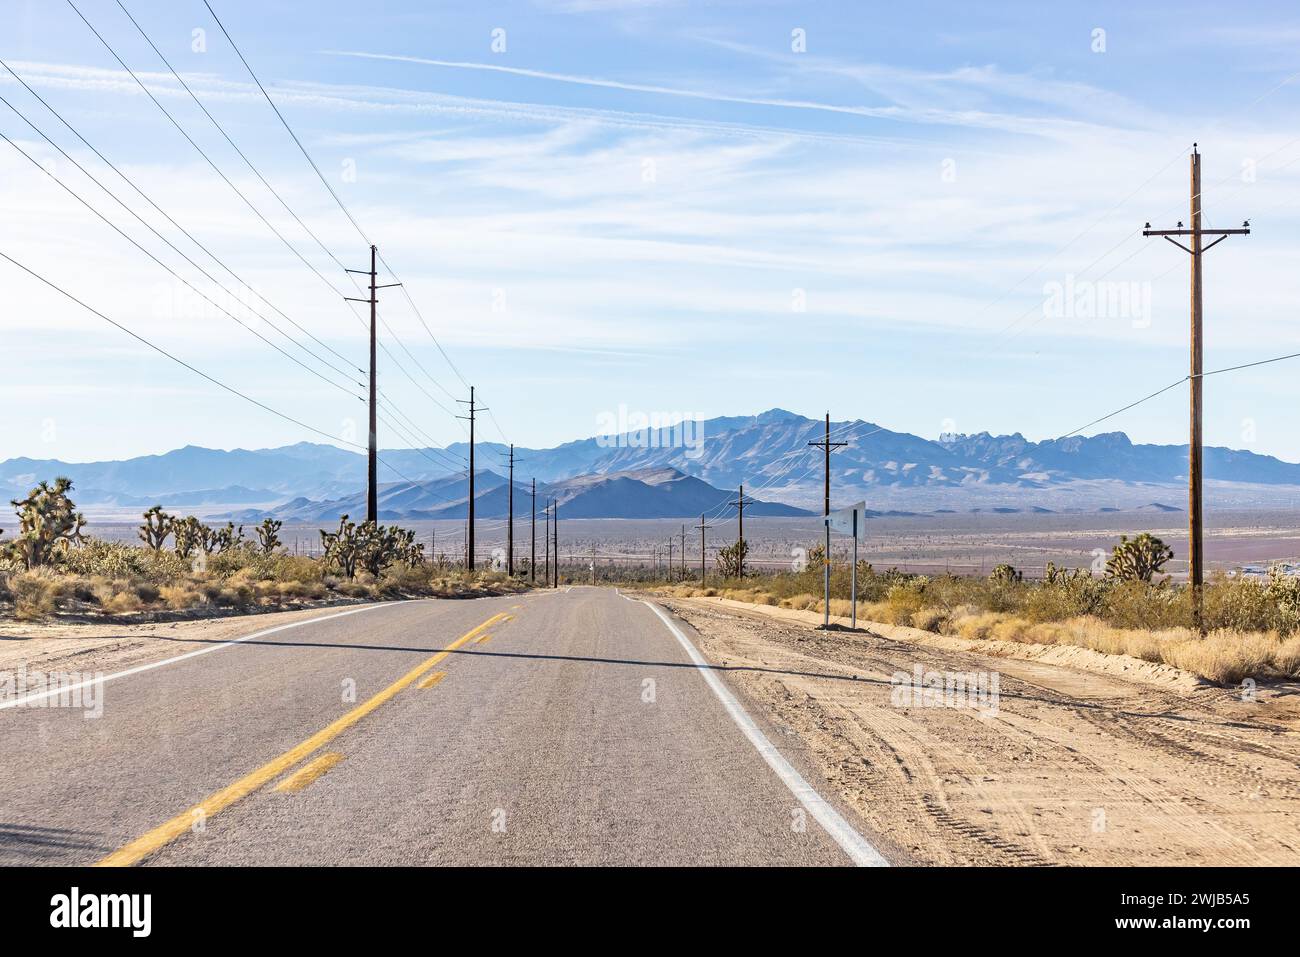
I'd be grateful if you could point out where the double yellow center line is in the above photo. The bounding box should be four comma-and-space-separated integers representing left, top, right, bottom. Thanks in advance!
96, 611, 511, 867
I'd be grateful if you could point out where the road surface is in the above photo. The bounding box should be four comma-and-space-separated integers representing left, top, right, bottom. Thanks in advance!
0, 588, 890, 866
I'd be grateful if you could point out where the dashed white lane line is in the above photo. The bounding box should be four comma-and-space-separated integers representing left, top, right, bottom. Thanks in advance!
626, 592, 890, 867
0, 602, 409, 711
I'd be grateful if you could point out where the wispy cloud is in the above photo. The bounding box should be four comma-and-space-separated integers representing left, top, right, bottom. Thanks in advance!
322, 48, 1127, 141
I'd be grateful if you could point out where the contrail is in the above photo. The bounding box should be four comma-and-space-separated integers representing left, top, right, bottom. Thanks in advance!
321, 49, 904, 121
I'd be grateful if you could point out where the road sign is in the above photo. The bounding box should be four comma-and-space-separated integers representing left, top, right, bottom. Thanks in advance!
826, 502, 866, 537
824, 502, 866, 630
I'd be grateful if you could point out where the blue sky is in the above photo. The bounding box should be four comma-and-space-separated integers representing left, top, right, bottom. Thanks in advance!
3, 0, 1299, 465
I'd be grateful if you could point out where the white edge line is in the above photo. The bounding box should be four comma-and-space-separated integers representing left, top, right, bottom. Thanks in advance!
0, 601, 409, 711
626, 593, 888, 867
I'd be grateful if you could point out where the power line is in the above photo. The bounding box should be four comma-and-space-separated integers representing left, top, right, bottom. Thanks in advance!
116, 0, 356, 281
65, 0, 356, 311
1058, 378, 1187, 439
376, 389, 467, 464
200, 0, 474, 395
1057, 346, 1300, 441
0, 125, 364, 400
117, 1, 469, 419
0, 57, 364, 376
1, 249, 362, 448
202, 0, 371, 247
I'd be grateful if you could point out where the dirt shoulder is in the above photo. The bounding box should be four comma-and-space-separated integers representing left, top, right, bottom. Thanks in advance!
657, 594, 1300, 866
0, 604, 388, 679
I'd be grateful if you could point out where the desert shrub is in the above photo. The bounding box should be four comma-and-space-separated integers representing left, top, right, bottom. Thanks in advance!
271, 555, 323, 585
10, 569, 60, 619
949, 610, 1012, 641
214, 584, 254, 608
159, 585, 202, 610
1099, 580, 1184, 630
1275, 637, 1300, 677
378, 564, 431, 596
910, 608, 949, 633
208, 544, 275, 579
63, 539, 150, 579
276, 580, 311, 599
134, 582, 160, 604
92, 578, 127, 608
1200, 574, 1281, 634
1019, 576, 1108, 621
1265, 566, 1300, 633
102, 590, 143, 615
828, 598, 855, 618
877, 580, 928, 624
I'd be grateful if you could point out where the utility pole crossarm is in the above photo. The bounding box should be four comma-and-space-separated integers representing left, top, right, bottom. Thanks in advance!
728, 485, 757, 578
1143, 223, 1249, 255
808, 412, 847, 628
1141, 226, 1250, 237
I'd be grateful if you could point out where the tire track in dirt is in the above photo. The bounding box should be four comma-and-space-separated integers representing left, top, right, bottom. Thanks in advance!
660, 597, 1300, 866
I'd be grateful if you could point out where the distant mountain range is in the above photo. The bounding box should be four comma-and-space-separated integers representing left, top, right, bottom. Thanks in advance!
215, 468, 810, 523
3, 408, 1299, 519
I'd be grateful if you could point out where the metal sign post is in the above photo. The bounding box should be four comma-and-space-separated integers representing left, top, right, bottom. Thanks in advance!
827, 501, 866, 630
851, 508, 858, 631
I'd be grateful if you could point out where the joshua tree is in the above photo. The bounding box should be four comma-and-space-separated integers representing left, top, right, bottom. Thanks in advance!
1105, 533, 1174, 583
806, 542, 826, 571
1044, 561, 1090, 584
210, 522, 243, 554
989, 563, 1022, 584
173, 516, 206, 560
7, 477, 86, 568
138, 506, 174, 552
255, 518, 283, 555
715, 539, 748, 579
321, 515, 362, 579
385, 526, 424, 568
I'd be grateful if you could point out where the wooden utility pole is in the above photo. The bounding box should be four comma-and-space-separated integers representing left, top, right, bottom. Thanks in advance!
680, 524, 686, 580
456, 387, 485, 570
344, 244, 399, 523
808, 412, 847, 628
543, 498, 550, 585
728, 485, 756, 578
506, 444, 515, 576
695, 513, 713, 584
552, 499, 559, 587
530, 478, 536, 583
1143, 145, 1250, 630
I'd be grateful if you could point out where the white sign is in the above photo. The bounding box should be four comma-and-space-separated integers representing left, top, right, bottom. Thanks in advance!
826, 501, 866, 537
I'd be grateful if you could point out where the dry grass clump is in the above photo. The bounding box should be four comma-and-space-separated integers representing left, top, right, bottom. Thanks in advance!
160, 584, 202, 610
909, 608, 949, 633
8, 569, 61, 620
1160, 632, 1281, 685
1274, 636, 1300, 677
933, 610, 1299, 684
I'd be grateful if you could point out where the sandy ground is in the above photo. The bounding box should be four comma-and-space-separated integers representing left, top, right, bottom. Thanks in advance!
659, 595, 1300, 866
0, 605, 378, 678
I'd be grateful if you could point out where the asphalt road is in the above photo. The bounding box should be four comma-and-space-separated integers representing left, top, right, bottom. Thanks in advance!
0, 587, 888, 866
